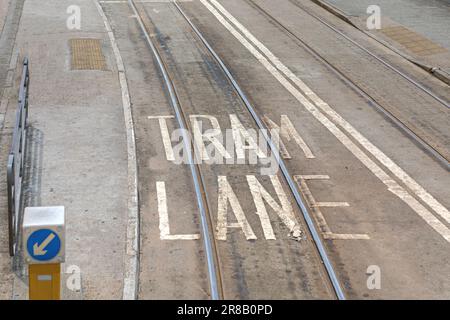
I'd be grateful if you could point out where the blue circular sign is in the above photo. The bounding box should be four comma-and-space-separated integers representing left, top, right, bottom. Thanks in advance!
27, 229, 61, 261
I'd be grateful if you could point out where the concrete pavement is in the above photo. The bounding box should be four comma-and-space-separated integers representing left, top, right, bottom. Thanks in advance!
0, 0, 24, 300
0, 0, 9, 35
316, 0, 450, 80
0, 0, 133, 299
325, 0, 450, 49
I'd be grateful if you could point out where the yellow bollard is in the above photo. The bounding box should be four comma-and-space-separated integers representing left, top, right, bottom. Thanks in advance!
23, 206, 65, 300
29, 263, 61, 300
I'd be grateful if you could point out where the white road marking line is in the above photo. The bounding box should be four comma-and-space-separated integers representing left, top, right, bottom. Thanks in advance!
230, 114, 267, 160
263, 114, 315, 159
9, 48, 19, 70
99, 0, 193, 3
148, 115, 176, 161
209, 0, 450, 224
94, 0, 140, 300
247, 175, 302, 239
217, 176, 257, 240
200, 0, 450, 242
156, 181, 200, 240
295, 175, 370, 240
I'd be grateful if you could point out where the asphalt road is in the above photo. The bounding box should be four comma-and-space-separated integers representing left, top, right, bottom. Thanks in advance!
326, 0, 450, 50
101, 0, 450, 299
0, 0, 448, 300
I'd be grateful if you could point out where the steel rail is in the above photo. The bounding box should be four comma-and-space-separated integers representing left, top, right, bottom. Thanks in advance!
290, 0, 450, 109
245, 0, 450, 170
127, 0, 221, 300
173, 0, 346, 300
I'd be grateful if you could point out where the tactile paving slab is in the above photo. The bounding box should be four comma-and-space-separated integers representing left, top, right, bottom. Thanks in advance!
70, 39, 107, 70
380, 26, 447, 56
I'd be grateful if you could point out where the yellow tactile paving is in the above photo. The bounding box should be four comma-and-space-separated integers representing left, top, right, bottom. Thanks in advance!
70, 39, 107, 70
381, 26, 447, 56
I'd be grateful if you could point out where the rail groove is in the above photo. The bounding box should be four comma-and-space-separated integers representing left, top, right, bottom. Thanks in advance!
245, 0, 450, 170
173, 0, 346, 300
128, 0, 223, 300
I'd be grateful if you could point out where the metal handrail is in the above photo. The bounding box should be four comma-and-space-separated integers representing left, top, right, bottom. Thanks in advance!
7, 58, 29, 256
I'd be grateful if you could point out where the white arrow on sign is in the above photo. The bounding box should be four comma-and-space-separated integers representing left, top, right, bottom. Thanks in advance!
33, 233, 56, 256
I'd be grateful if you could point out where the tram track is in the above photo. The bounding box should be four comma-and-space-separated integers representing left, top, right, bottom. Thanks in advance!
290, 0, 450, 110
245, 0, 450, 170
127, 0, 347, 300
128, 0, 224, 300
114, 0, 450, 300
4, 0, 447, 301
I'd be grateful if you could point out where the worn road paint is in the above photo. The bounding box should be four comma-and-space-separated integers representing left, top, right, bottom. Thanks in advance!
216, 176, 257, 241
247, 175, 301, 240
150, 114, 271, 163
200, 0, 450, 242
295, 175, 370, 240
263, 114, 315, 159
156, 181, 200, 240
158, 176, 302, 241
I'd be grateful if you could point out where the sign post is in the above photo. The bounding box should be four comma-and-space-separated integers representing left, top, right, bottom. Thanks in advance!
23, 206, 65, 300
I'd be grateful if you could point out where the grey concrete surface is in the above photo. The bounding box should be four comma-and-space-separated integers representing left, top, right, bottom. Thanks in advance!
320, 0, 450, 75
326, 0, 450, 50
0, 0, 130, 299
103, 1, 334, 299
0, 0, 22, 73
263, 0, 450, 163
144, 1, 333, 299
0, 0, 23, 301
177, 0, 450, 298
0, 0, 23, 101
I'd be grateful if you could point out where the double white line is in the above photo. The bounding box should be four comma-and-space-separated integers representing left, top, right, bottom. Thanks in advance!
198, 0, 450, 242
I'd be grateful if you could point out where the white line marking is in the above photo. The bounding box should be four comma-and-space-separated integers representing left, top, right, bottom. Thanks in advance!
156, 181, 200, 240
94, 0, 140, 299
190, 115, 232, 162
324, 233, 370, 240
216, 176, 257, 240
148, 115, 176, 161
230, 114, 267, 160
247, 175, 302, 239
315, 202, 350, 207
209, 0, 450, 223
295, 175, 370, 240
100, 0, 193, 3
0, 88, 10, 125
201, 0, 450, 242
